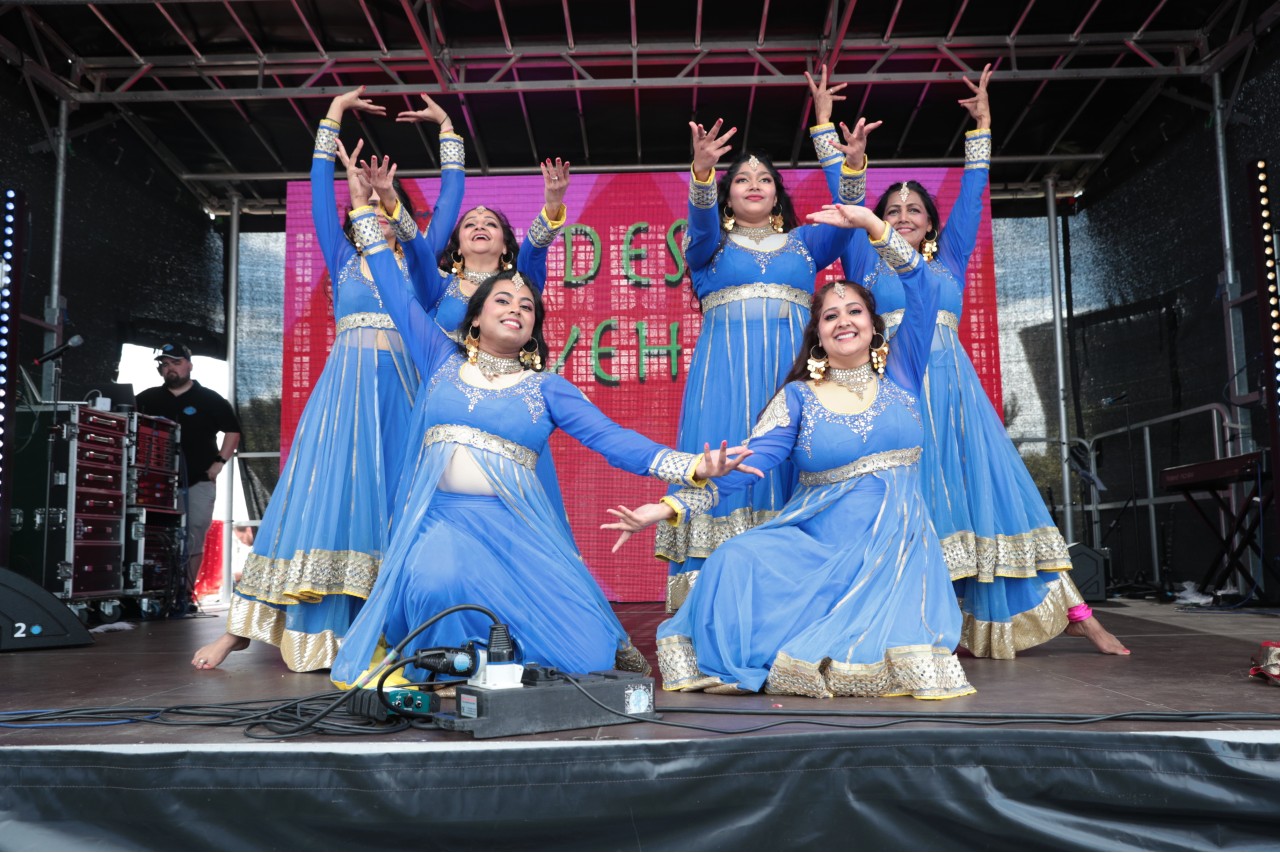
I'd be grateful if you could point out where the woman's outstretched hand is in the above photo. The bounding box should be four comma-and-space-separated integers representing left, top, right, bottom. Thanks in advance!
835, 117, 883, 169
690, 118, 737, 182
959, 62, 993, 128
397, 93, 452, 132
805, 63, 847, 126
336, 138, 371, 209
695, 440, 764, 480
329, 85, 386, 120
807, 203, 883, 234
541, 157, 570, 218
602, 503, 676, 553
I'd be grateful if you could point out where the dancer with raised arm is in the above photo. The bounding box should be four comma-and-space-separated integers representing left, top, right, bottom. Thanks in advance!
609, 204, 972, 699
193, 88, 463, 672
822, 65, 1126, 658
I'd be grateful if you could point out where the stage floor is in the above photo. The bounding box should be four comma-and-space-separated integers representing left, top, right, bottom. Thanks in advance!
3, 598, 1279, 746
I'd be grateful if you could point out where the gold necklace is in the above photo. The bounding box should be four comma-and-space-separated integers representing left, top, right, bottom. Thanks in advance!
472, 349, 524, 382
826, 363, 876, 399
460, 268, 497, 284
730, 224, 779, 243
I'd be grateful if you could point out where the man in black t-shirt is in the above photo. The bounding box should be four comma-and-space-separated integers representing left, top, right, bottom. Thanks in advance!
135, 342, 242, 600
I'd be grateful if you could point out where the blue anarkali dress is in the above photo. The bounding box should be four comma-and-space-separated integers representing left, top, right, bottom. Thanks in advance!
227, 119, 463, 671
392, 189, 569, 531
330, 207, 711, 686
655, 124, 865, 612
830, 129, 1079, 659
657, 227, 972, 699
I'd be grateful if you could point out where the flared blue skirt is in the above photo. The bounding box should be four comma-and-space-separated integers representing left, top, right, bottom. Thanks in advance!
655, 295, 807, 611
917, 325, 1076, 658
658, 464, 973, 699
230, 334, 418, 671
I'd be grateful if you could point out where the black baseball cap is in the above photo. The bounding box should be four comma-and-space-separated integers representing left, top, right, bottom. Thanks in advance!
154, 342, 193, 361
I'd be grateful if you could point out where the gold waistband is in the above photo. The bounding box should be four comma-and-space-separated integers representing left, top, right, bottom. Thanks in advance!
335, 312, 397, 333
880, 309, 959, 330
798, 446, 921, 486
424, 424, 538, 471
701, 283, 812, 314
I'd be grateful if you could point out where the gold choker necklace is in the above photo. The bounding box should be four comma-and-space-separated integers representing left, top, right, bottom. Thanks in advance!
472, 349, 524, 381
461, 268, 498, 284
826, 363, 875, 398
730, 224, 780, 243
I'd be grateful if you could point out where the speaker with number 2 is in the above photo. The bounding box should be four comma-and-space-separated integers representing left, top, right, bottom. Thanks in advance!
0, 567, 93, 651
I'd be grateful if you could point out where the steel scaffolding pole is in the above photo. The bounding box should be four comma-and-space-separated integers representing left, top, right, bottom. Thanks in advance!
1044, 176, 1074, 542
221, 195, 241, 606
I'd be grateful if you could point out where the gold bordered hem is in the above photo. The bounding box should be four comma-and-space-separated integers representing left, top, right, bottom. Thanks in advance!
227, 596, 340, 672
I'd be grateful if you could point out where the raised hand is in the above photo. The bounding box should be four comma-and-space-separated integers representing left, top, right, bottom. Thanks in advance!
836, 117, 883, 169
397, 93, 451, 131
336, 138, 371, 209
806, 203, 883, 234
695, 440, 765, 480
805, 63, 848, 126
328, 85, 386, 122
958, 62, 993, 128
361, 154, 398, 211
602, 502, 676, 553
541, 157, 570, 217
690, 118, 737, 181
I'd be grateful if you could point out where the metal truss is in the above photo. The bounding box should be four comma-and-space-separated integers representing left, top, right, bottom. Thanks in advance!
0, 0, 1273, 212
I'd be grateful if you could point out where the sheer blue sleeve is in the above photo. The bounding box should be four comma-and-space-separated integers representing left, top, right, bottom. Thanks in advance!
310, 117, 357, 278
868, 228, 939, 395
663, 384, 802, 520
405, 131, 467, 308
543, 376, 713, 486
683, 171, 722, 272
795, 221, 856, 272
936, 129, 991, 286
352, 207, 453, 377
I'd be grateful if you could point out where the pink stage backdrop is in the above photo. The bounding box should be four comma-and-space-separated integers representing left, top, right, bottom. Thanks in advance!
283, 168, 998, 601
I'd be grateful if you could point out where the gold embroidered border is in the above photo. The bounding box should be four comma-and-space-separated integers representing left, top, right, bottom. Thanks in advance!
335, 312, 396, 334
766, 646, 974, 699
615, 642, 652, 676
391, 201, 418, 243
656, 505, 778, 572
965, 129, 992, 169
689, 177, 717, 209
838, 170, 867, 206
870, 227, 921, 273
810, 123, 842, 166
750, 389, 792, 439
227, 595, 341, 672
527, 212, 564, 248
651, 450, 705, 487
700, 282, 812, 314
656, 635, 741, 692
941, 526, 1073, 582
879, 308, 958, 332
959, 575, 1075, 659
313, 120, 339, 160
440, 132, 465, 169
799, 446, 921, 486
237, 549, 379, 605
350, 210, 385, 252
424, 423, 538, 470
665, 570, 699, 612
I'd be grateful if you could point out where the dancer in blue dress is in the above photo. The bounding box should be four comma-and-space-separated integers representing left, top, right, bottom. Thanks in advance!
610, 206, 972, 698
657, 75, 873, 612
330, 197, 759, 686
194, 88, 464, 672
821, 66, 1126, 658
377, 102, 571, 527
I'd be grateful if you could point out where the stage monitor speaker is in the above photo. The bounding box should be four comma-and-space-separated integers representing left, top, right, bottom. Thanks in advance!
1068, 543, 1110, 603
0, 567, 94, 651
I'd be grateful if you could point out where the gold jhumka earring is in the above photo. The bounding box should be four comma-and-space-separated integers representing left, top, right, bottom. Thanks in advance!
769, 203, 785, 234
519, 339, 542, 371
869, 333, 889, 377
721, 205, 736, 232
450, 251, 466, 277
921, 229, 939, 262
464, 325, 481, 364
500, 251, 514, 271
807, 345, 829, 381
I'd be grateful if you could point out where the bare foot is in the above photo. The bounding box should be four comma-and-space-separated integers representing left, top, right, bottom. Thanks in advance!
192, 633, 250, 669
1065, 616, 1130, 655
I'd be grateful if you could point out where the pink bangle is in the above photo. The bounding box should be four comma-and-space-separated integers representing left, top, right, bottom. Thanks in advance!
1067, 603, 1093, 623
